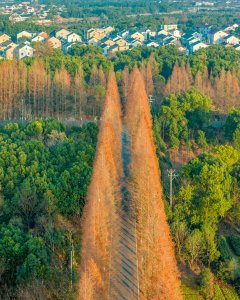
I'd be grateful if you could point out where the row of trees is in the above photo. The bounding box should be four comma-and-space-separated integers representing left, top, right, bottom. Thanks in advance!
165, 62, 240, 111
0, 59, 108, 120
125, 68, 182, 299
79, 72, 123, 299
79, 67, 182, 299
0, 45, 239, 121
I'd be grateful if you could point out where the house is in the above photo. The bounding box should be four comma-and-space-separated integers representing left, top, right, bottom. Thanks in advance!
17, 30, 33, 41
66, 33, 82, 43
222, 23, 239, 32
101, 38, 115, 47
62, 41, 76, 54
181, 33, 203, 46
142, 29, 156, 41
14, 44, 34, 59
46, 37, 61, 49
9, 14, 24, 22
196, 23, 213, 35
4, 43, 18, 59
190, 41, 208, 53
146, 41, 159, 48
87, 27, 114, 40
188, 37, 201, 45
88, 37, 99, 46
130, 40, 142, 47
20, 13, 33, 21
31, 32, 48, 43
233, 44, 240, 51
55, 29, 71, 39
223, 35, 239, 45
0, 40, 15, 51
130, 32, 145, 43
157, 33, 169, 45
108, 44, 119, 56
169, 29, 182, 39
164, 36, 177, 46
157, 29, 168, 36
115, 38, 129, 51
0, 33, 11, 44
208, 30, 228, 44
101, 43, 110, 56
120, 30, 129, 38
162, 24, 178, 31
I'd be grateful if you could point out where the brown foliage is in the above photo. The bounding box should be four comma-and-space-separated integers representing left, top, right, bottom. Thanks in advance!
126, 68, 182, 300
164, 62, 192, 95
79, 72, 122, 299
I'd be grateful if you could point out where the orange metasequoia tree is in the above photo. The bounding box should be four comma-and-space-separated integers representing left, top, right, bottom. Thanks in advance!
79, 72, 122, 300
125, 68, 182, 300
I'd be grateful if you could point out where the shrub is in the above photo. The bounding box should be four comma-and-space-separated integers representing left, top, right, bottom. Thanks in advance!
199, 268, 214, 299
218, 236, 232, 261
213, 284, 225, 300
221, 286, 239, 300
228, 236, 240, 256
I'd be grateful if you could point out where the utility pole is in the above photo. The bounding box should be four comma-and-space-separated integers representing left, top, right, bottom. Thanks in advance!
70, 233, 74, 290
167, 169, 178, 208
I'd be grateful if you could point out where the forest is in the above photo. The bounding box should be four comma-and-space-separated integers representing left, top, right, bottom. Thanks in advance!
0, 45, 239, 122
0, 119, 98, 299
0, 44, 240, 299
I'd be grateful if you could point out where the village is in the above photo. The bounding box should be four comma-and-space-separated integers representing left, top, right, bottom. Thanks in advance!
0, 1, 239, 59
0, 22, 239, 60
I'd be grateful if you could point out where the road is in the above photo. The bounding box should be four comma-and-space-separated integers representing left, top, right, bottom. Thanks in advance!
112, 129, 140, 300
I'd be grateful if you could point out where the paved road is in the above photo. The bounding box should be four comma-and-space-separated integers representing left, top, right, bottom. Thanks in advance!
112, 129, 140, 300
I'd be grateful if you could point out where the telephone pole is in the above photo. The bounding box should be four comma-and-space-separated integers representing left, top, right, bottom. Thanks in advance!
70, 233, 74, 289
167, 169, 178, 208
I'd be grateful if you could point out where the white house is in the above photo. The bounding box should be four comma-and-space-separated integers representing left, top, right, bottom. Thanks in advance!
157, 29, 169, 36
31, 32, 48, 43
222, 24, 239, 32
169, 29, 182, 39
14, 44, 34, 59
163, 24, 178, 31
101, 43, 110, 56
191, 41, 208, 53
223, 35, 239, 45
88, 37, 99, 46
56, 29, 71, 40
208, 30, 228, 44
17, 30, 33, 41
233, 44, 240, 51
146, 41, 159, 48
130, 32, 145, 43
62, 42, 77, 54
66, 32, 82, 43
142, 29, 156, 41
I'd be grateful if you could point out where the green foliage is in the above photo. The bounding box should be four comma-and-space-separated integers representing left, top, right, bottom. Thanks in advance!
221, 286, 240, 300
233, 125, 240, 151
196, 130, 208, 150
25, 121, 43, 137
199, 268, 215, 299
228, 236, 240, 256
218, 236, 233, 262
218, 259, 240, 282
213, 284, 225, 300
155, 89, 212, 148
174, 145, 237, 263
184, 229, 204, 266
181, 285, 203, 300
225, 109, 240, 141
0, 120, 98, 297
